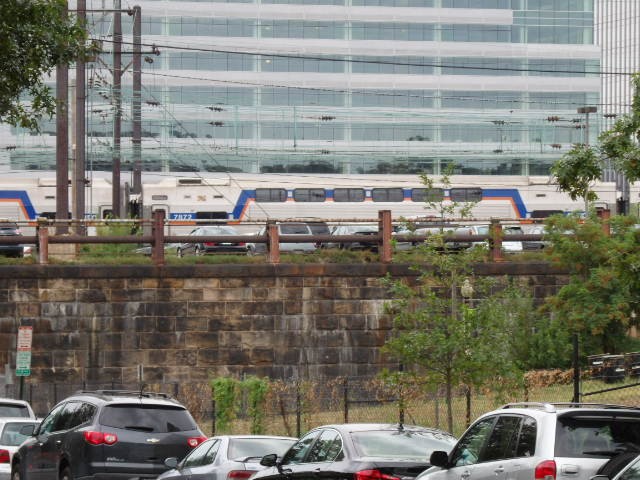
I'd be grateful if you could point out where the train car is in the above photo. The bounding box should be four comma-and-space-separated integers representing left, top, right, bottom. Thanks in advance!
0, 171, 630, 233
139, 172, 621, 223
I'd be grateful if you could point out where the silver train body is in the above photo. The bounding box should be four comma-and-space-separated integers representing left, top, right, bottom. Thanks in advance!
0, 171, 636, 232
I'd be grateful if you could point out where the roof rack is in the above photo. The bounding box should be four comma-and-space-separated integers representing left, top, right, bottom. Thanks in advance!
74, 389, 172, 400
501, 402, 640, 412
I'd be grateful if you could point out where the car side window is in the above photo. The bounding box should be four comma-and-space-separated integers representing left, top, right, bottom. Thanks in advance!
203, 439, 220, 464
282, 431, 321, 465
450, 417, 496, 467
481, 416, 522, 462
183, 439, 219, 468
38, 403, 66, 434
305, 429, 343, 463
516, 416, 537, 457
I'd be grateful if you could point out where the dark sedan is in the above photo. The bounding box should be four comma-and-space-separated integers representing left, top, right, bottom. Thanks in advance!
252, 423, 456, 480
0, 222, 25, 258
177, 226, 247, 256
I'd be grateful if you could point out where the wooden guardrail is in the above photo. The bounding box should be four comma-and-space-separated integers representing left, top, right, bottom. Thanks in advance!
0, 209, 565, 266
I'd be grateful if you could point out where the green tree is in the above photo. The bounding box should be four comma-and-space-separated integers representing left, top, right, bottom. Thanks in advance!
382, 241, 525, 433
543, 213, 640, 354
0, 0, 89, 130
599, 74, 640, 182
550, 144, 602, 211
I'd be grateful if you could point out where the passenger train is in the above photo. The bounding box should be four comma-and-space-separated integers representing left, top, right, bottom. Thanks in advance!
0, 172, 635, 230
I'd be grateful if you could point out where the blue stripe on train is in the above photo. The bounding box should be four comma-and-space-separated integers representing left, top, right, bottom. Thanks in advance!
0, 191, 38, 220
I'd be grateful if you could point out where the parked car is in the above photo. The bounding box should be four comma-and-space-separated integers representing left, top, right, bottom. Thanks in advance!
0, 399, 35, 419
0, 222, 25, 258
592, 452, 640, 480
11, 389, 205, 480
158, 435, 297, 480
323, 225, 379, 251
417, 402, 640, 480
0, 418, 40, 480
523, 224, 548, 250
247, 223, 317, 255
450, 225, 523, 252
176, 226, 248, 256
252, 423, 457, 480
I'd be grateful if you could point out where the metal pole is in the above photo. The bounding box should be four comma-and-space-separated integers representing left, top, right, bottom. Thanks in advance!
74, 0, 87, 233
132, 5, 142, 195
56, 1, 69, 235
572, 333, 580, 403
112, 0, 122, 218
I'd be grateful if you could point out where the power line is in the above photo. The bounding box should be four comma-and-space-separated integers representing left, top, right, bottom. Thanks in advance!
92, 38, 628, 76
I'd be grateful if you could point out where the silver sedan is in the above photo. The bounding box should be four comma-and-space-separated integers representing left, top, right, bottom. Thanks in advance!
158, 435, 297, 480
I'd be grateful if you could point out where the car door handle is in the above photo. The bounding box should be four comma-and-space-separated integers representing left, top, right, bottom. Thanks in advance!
494, 467, 504, 474
461, 470, 471, 480
314, 468, 321, 475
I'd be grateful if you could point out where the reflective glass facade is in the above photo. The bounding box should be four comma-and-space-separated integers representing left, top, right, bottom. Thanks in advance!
2, 0, 599, 175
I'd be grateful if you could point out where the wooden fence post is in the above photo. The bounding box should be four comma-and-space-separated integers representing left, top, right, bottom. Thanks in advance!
37, 220, 49, 265
266, 222, 280, 264
379, 210, 392, 263
152, 209, 165, 266
490, 219, 503, 262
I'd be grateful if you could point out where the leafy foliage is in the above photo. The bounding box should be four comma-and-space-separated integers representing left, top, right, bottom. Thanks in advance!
419, 164, 476, 220
543, 213, 640, 354
242, 376, 269, 434
0, 0, 90, 130
211, 377, 239, 433
382, 237, 527, 433
550, 144, 602, 206
599, 74, 640, 182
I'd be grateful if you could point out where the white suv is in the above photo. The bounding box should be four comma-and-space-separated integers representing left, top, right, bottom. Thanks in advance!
418, 403, 640, 480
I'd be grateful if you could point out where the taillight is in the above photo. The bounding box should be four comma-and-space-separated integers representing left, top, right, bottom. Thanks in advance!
0, 449, 9, 463
83, 431, 118, 445
354, 470, 401, 480
228, 470, 257, 480
535, 460, 556, 480
204, 242, 217, 246
188, 436, 207, 448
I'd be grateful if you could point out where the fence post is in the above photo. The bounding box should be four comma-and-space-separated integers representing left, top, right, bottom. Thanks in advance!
465, 386, 471, 428
378, 210, 392, 263
490, 219, 503, 262
37, 220, 49, 265
152, 209, 165, 266
266, 222, 280, 264
597, 208, 611, 236
343, 377, 348, 424
211, 396, 216, 436
295, 381, 301, 437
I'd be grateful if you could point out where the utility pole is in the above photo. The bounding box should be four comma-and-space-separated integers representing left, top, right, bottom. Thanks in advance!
112, 0, 122, 218
74, 0, 87, 233
132, 5, 142, 196
56, 1, 70, 234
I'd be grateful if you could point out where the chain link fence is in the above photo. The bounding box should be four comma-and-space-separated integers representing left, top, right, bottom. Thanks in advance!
6, 372, 640, 438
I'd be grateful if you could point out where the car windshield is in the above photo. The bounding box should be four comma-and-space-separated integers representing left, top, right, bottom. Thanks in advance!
228, 438, 295, 460
99, 404, 198, 433
0, 422, 36, 446
351, 429, 456, 459
555, 416, 640, 458
0, 404, 30, 418
201, 226, 237, 235
280, 224, 309, 235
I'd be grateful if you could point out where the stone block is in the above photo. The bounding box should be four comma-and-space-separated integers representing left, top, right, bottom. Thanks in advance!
139, 333, 178, 349
76, 289, 108, 303
16, 303, 40, 317
211, 315, 250, 332
176, 349, 198, 366
188, 302, 225, 316
197, 349, 219, 366
49, 242, 79, 261
52, 350, 76, 368
219, 348, 250, 365
156, 317, 175, 332
314, 315, 339, 330
0, 303, 15, 317
226, 301, 283, 316
184, 332, 218, 349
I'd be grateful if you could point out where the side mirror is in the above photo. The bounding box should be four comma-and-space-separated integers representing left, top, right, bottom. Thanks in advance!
164, 457, 179, 469
260, 453, 278, 467
429, 451, 449, 468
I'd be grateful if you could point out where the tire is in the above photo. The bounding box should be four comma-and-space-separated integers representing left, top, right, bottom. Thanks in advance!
60, 465, 72, 480
11, 463, 21, 480
195, 246, 202, 256
177, 248, 183, 258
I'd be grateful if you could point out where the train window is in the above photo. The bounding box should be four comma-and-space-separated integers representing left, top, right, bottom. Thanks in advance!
334, 188, 365, 202
39, 212, 56, 220
152, 195, 168, 201
530, 210, 562, 218
412, 188, 444, 202
372, 188, 403, 202
293, 189, 326, 202
256, 188, 287, 202
196, 211, 228, 220
450, 188, 482, 202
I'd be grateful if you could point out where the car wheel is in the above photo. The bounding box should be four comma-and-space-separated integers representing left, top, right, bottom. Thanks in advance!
60, 465, 72, 480
11, 464, 21, 480
195, 246, 202, 256
177, 248, 183, 258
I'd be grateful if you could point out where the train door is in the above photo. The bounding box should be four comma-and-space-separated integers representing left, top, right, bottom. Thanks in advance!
142, 204, 170, 236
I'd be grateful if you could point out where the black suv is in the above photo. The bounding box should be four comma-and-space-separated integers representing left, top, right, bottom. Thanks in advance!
0, 221, 24, 257
11, 390, 205, 480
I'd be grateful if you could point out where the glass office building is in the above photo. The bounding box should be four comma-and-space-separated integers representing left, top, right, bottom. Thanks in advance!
2, 0, 600, 176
